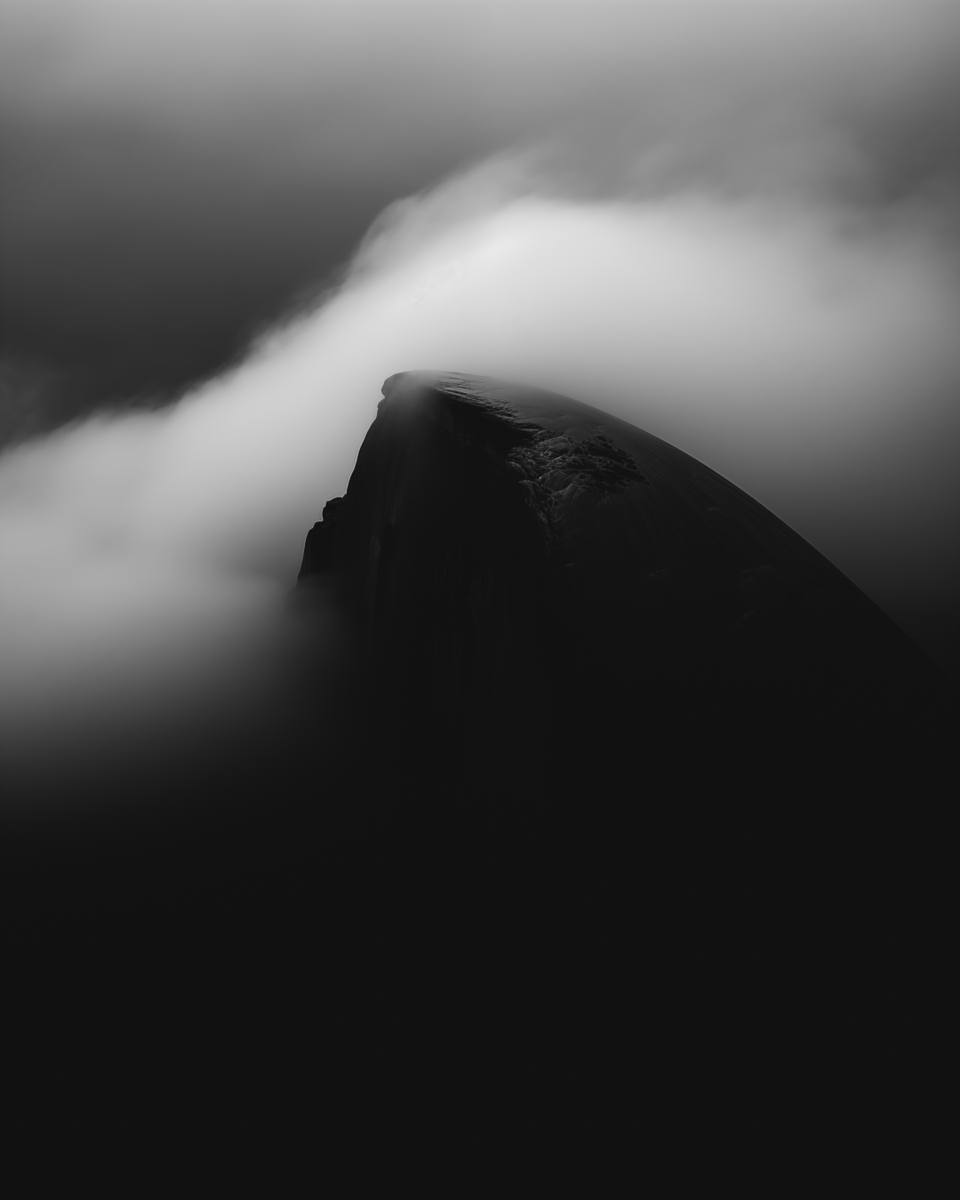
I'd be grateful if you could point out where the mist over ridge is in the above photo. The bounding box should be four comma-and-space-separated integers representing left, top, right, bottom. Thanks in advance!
1, 0, 958, 806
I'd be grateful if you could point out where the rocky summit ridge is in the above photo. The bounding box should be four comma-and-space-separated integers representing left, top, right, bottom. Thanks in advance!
297, 371, 954, 832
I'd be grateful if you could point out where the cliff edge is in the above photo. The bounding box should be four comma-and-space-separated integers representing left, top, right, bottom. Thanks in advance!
298, 371, 953, 816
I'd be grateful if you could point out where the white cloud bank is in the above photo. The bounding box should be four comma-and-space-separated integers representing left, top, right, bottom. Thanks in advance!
3, 157, 958, 809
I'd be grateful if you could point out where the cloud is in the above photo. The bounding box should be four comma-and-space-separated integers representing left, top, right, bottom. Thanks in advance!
3, 146, 959, 810
3, 0, 958, 414
2, 0, 958, 809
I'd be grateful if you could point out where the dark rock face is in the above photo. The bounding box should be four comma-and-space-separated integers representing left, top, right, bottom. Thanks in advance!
298, 370, 955, 845
295, 375, 956, 1086
297, 495, 345, 579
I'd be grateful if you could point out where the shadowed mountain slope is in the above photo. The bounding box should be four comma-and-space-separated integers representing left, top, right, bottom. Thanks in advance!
298, 371, 954, 837
289, 375, 957, 1113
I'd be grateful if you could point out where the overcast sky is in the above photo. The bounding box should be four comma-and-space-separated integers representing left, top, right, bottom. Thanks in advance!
2, 0, 958, 808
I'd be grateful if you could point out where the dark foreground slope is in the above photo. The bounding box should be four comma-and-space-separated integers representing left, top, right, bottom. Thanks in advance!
295, 371, 955, 1150
4, 371, 955, 1168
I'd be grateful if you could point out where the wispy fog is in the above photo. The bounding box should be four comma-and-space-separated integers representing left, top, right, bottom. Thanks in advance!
1, 0, 958, 808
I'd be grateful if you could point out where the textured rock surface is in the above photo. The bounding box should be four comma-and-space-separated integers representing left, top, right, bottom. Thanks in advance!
289, 374, 958, 1140
298, 369, 955, 841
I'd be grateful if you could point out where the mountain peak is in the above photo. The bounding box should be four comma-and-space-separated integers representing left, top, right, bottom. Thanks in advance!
297, 372, 954, 845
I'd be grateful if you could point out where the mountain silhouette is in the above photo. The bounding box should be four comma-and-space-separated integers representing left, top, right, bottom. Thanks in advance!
297, 370, 954, 845
6, 370, 954, 1155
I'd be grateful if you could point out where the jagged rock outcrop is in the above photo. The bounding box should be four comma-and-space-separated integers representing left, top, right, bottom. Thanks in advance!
298, 496, 345, 579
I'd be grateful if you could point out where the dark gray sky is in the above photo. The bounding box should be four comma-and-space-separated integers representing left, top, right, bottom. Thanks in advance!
1, 0, 958, 805
3, 0, 958, 433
